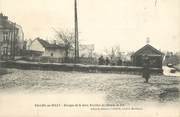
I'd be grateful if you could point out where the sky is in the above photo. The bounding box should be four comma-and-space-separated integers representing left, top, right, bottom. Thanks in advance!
0, 0, 180, 53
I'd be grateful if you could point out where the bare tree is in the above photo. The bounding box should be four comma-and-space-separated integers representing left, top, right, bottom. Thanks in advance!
104, 46, 122, 65
54, 29, 75, 59
104, 45, 122, 59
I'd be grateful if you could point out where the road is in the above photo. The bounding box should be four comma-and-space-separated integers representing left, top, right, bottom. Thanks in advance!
0, 69, 179, 104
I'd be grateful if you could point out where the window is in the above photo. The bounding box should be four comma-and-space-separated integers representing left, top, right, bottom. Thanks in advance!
51, 53, 53, 57
3, 47, 8, 55
3, 32, 9, 43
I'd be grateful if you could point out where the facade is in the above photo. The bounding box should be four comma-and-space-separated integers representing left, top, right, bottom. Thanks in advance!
0, 13, 24, 60
131, 44, 164, 68
29, 38, 66, 58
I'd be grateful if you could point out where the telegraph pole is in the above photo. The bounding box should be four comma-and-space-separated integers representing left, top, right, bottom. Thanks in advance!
74, 0, 79, 63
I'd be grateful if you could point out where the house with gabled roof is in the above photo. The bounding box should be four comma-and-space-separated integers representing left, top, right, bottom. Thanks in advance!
131, 44, 164, 68
29, 37, 66, 58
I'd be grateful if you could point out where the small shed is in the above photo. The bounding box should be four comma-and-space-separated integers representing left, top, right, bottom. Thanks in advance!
131, 44, 164, 68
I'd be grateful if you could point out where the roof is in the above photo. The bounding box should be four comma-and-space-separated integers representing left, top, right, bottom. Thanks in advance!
131, 44, 164, 57
0, 13, 18, 30
36, 38, 65, 49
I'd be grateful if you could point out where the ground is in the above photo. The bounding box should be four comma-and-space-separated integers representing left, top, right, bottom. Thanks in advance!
0, 68, 180, 105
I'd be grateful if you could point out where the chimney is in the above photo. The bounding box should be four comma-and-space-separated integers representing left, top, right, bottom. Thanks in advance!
0, 13, 3, 17
0, 13, 8, 20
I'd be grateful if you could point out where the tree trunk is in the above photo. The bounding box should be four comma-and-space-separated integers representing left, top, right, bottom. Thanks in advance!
64, 49, 69, 62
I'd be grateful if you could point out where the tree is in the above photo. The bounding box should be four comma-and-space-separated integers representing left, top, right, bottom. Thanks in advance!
104, 46, 122, 58
54, 29, 75, 59
104, 45, 123, 65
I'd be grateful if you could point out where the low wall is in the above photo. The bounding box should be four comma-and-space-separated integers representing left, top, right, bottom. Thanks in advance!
0, 61, 163, 75
0, 68, 8, 75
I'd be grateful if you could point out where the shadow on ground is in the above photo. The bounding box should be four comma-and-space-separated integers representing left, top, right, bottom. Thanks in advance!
159, 87, 179, 102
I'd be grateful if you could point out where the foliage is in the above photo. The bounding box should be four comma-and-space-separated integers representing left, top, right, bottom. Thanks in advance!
54, 29, 75, 58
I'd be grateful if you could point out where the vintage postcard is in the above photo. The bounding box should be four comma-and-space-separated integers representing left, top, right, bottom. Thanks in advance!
0, 0, 180, 117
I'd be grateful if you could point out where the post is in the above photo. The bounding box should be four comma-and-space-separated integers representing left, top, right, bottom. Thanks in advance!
74, 0, 79, 63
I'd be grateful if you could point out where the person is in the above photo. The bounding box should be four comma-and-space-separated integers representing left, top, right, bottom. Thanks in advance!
142, 55, 150, 83
98, 55, 105, 65
105, 57, 110, 65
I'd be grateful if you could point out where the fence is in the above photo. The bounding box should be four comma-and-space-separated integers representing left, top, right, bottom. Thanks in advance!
19, 56, 98, 65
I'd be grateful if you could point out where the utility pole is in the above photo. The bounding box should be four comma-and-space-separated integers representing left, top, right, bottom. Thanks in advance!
74, 0, 79, 63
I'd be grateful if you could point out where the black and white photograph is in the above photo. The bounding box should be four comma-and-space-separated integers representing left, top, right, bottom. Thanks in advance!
0, 0, 180, 116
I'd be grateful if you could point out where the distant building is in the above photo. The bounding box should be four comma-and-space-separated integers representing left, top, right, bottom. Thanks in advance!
163, 52, 180, 65
68, 44, 95, 58
29, 38, 66, 58
0, 13, 24, 60
79, 44, 94, 58
131, 44, 164, 68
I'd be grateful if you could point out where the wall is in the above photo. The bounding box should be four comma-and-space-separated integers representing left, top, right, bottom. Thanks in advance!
0, 31, 2, 56
0, 61, 163, 75
0, 29, 14, 59
0, 31, 3, 42
44, 48, 65, 58
16, 24, 24, 50
29, 40, 45, 53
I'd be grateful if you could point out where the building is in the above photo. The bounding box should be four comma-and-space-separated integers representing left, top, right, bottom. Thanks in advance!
29, 38, 66, 58
163, 52, 180, 65
79, 44, 94, 58
0, 13, 24, 60
131, 44, 164, 68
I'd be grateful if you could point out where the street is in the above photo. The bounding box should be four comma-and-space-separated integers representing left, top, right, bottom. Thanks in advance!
0, 69, 179, 105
